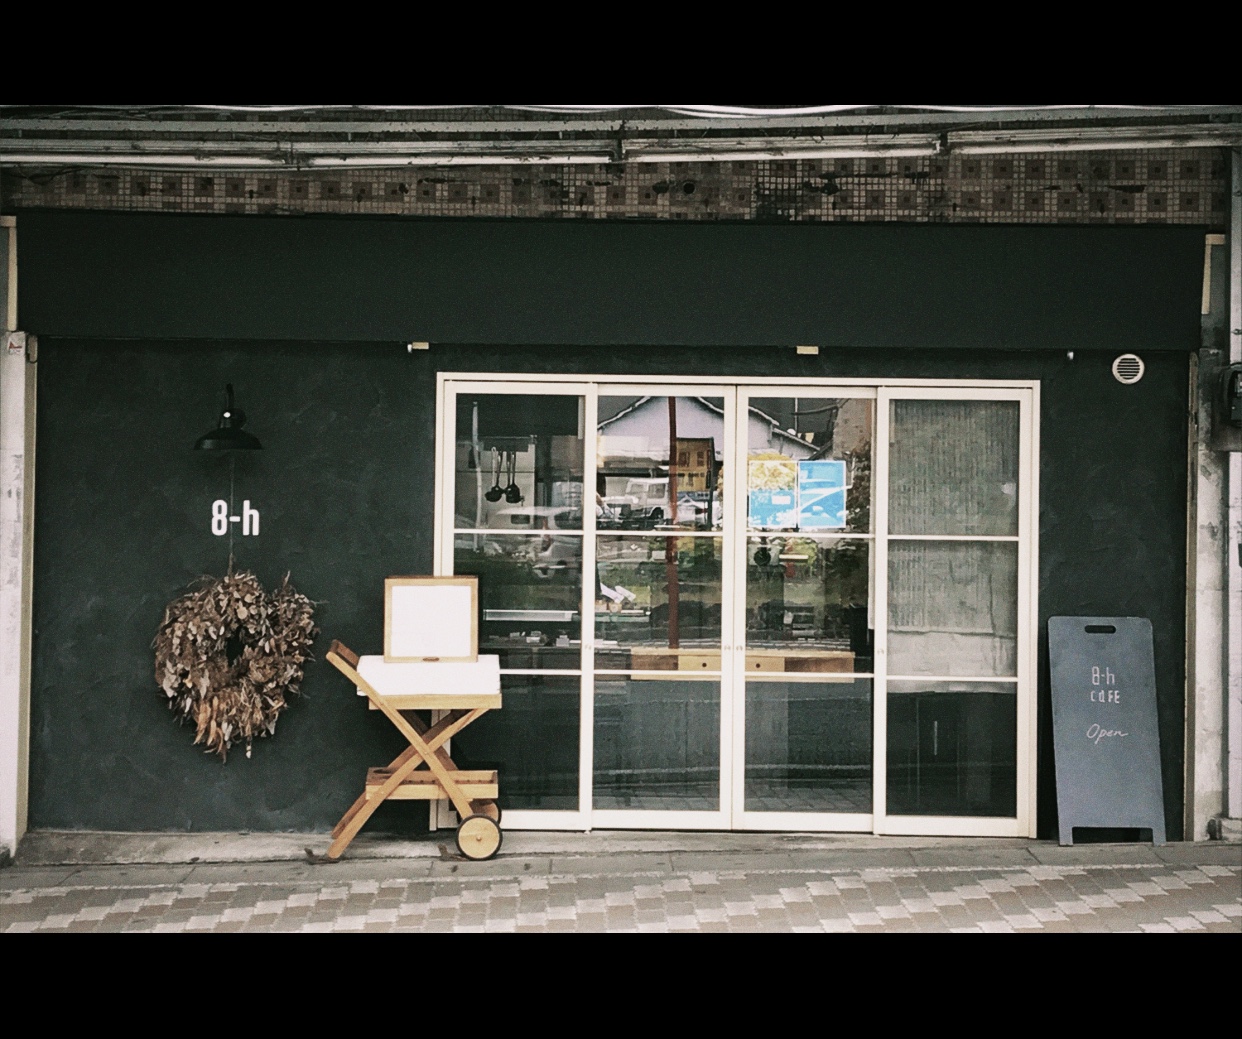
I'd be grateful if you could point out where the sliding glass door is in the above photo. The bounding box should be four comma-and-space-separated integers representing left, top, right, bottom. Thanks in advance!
732, 389, 877, 831
441, 384, 589, 826
591, 389, 734, 828
876, 388, 1037, 836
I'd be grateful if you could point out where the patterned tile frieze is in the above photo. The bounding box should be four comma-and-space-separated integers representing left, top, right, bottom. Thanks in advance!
1, 150, 1229, 228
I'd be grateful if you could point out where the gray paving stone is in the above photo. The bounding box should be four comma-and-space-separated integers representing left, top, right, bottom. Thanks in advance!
4, 834, 1238, 933
802, 850, 921, 872
1154, 845, 1242, 867
0, 867, 80, 890
1028, 845, 1165, 867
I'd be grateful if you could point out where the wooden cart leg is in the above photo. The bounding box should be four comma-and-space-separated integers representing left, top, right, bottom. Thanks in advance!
393, 710, 491, 821
471, 800, 501, 823
410, 737, 477, 820
401, 714, 459, 782
417, 709, 501, 827
329, 792, 370, 841
330, 744, 422, 839
325, 753, 426, 861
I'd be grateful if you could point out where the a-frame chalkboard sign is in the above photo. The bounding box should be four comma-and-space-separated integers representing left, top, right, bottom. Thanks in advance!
1048, 617, 1166, 846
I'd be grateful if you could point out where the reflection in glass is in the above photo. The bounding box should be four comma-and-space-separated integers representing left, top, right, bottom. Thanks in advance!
455, 393, 584, 531
597, 396, 724, 532
595, 536, 722, 670
887, 541, 1018, 676
746, 537, 871, 674
593, 677, 720, 810
454, 534, 582, 669
745, 680, 872, 813
889, 400, 1019, 536
449, 674, 580, 810
886, 681, 1017, 817
747, 397, 873, 534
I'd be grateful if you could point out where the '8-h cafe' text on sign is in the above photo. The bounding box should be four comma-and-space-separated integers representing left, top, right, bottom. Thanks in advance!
1086, 665, 1127, 745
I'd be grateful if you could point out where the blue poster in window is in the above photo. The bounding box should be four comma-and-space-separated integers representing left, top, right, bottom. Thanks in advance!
798, 460, 847, 529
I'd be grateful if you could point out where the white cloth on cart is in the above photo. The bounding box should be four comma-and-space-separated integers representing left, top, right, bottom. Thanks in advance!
356, 654, 501, 696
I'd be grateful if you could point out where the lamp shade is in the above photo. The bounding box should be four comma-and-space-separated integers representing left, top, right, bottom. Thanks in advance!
194, 384, 262, 451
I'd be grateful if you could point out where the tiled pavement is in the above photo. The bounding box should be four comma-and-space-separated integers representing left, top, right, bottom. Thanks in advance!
3, 833, 1239, 932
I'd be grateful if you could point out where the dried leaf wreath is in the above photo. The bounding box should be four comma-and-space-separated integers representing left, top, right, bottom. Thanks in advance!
153, 571, 318, 759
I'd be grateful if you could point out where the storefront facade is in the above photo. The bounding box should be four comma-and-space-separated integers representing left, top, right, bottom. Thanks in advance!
3, 209, 1201, 843
1, 111, 1237, 851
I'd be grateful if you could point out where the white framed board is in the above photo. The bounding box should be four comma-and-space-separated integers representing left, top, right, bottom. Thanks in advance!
384, 576, 478, 662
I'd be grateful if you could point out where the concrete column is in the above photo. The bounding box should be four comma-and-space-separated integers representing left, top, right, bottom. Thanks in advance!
1189, 151, 1242, 842
0, 215, 35, 864
1225, 149, 1242, 829
1186, 237, 1229, 840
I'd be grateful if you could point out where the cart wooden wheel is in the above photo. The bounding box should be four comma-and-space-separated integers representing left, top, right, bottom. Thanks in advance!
456, 814, 503, 860
473, 800, 502, 824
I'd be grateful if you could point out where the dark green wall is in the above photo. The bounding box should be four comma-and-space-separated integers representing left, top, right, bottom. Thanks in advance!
29, 341, 1190, 839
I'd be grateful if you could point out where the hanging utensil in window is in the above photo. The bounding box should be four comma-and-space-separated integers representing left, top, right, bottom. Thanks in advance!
504, 449, 523, 503
485, 448, 504, 502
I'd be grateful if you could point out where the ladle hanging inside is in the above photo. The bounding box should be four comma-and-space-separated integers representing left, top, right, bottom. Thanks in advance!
504, 450, 523, 503
485, 448, 504, 502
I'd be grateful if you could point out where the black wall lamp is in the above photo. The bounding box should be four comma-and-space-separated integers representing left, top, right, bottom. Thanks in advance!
194, 384, 263, 451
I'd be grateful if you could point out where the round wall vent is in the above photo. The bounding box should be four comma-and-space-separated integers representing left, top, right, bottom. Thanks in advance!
1112, 354, 1145, 385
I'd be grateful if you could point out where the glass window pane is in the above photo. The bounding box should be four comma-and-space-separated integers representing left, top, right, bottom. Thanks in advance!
888, 541, 1018, 677
745, 679, 872, 813
454, 533, 582, 669
598, 396, 724, 532
449, 674, 580, 810
593, 677, 719, 810
748, 397, 873, 534
455, 393, 584, 530
746, 537, 872, 674
886, 681, 1017, 818
889, 399, 1019, 536
595, 535, 722, 670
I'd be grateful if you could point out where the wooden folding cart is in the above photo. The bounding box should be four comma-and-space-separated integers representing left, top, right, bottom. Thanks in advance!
323, 640, 504, 861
